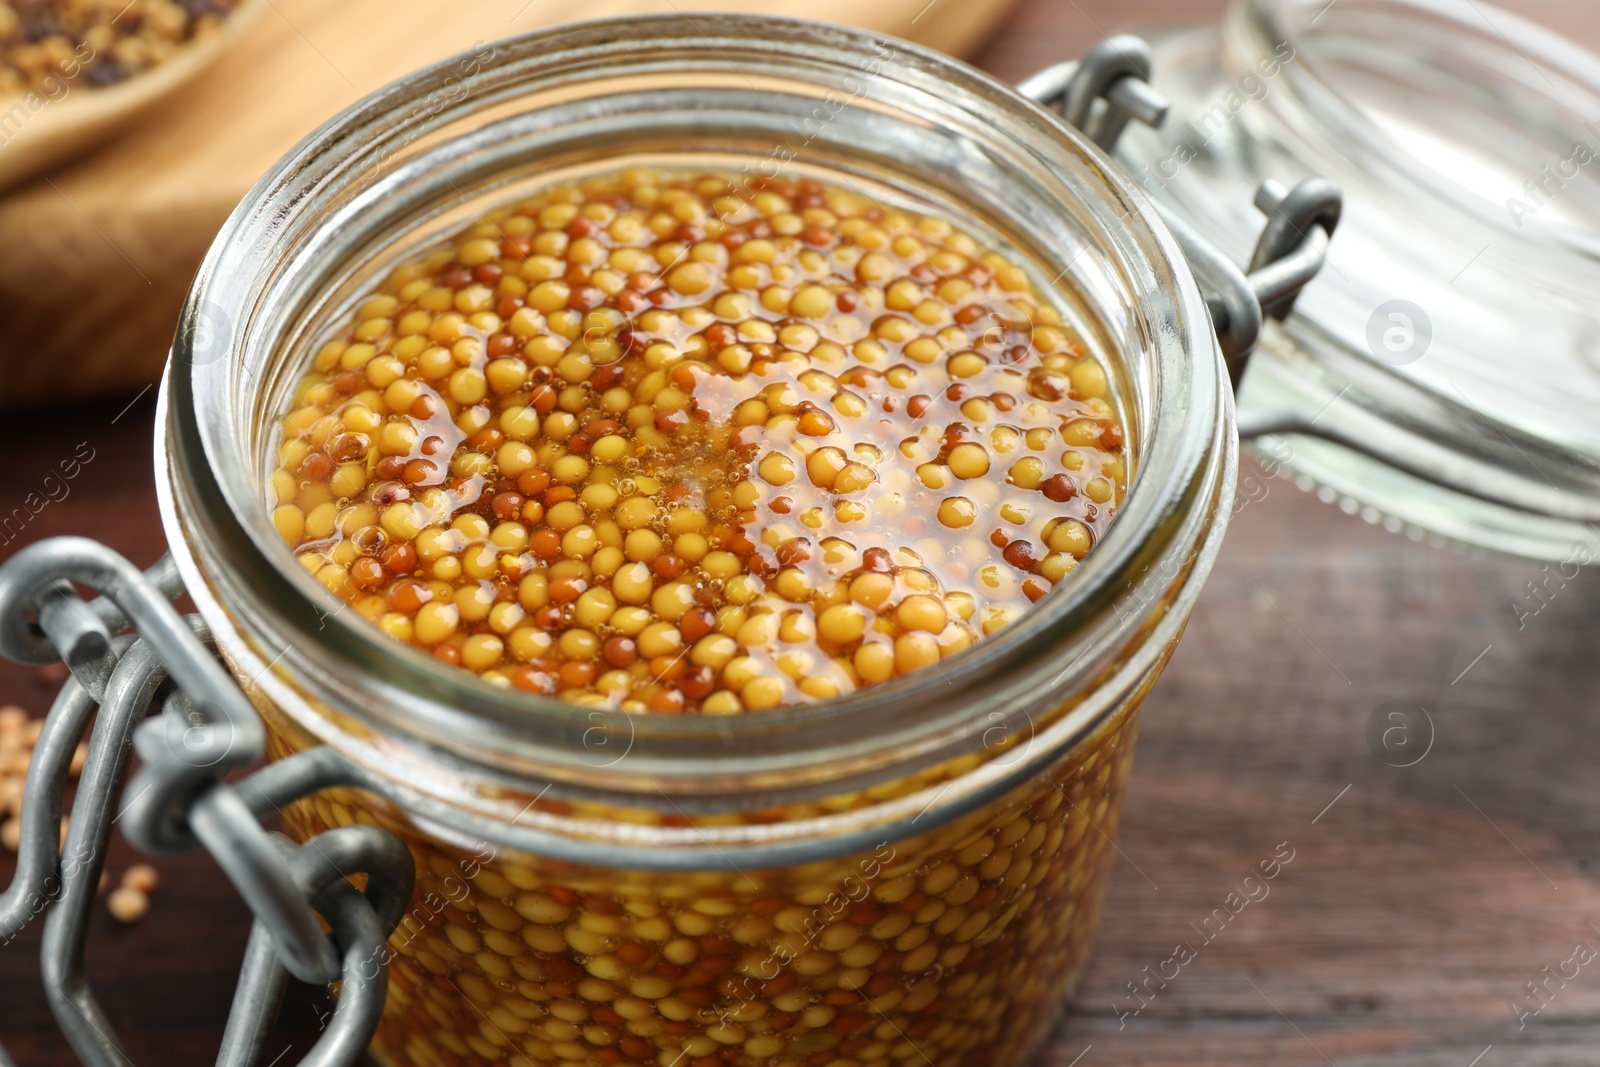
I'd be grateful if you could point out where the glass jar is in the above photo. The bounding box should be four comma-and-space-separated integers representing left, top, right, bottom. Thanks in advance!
1119, 0, 1600, 560
155, 15, 1234, 1067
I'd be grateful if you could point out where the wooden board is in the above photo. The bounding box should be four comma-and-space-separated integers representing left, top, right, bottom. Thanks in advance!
0, 0, 1014, 409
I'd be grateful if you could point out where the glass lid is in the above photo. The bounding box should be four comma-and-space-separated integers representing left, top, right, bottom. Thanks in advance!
1118, 0, 1600, 561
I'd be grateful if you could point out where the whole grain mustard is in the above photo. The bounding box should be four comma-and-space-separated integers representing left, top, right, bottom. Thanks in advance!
270, 168, 1127, 714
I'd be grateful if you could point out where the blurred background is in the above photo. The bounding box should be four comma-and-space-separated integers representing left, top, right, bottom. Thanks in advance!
3, 1, 1600, 1065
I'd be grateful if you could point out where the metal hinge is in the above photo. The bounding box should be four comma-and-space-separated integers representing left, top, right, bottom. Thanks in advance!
1018, 35, 1342, 385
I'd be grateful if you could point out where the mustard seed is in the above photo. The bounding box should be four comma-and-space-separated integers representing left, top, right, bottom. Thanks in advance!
106, 886, 148, 924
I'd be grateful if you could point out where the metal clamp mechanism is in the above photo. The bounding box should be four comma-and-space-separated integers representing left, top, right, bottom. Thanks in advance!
1020, 35, 1343, 383
0, 538, 414, 1067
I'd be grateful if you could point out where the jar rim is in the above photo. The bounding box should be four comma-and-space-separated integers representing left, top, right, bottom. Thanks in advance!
158, 13, 1232, 813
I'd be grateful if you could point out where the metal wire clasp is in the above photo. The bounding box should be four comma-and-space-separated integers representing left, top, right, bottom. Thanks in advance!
0, 539, 414, 1067
1018, 35, 1343, 384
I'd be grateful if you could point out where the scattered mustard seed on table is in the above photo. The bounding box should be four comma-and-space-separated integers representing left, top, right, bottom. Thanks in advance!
121, 861, 158, 893
105, 884, 148, 923
0, 702, 66, 854
1, 702, 163, 923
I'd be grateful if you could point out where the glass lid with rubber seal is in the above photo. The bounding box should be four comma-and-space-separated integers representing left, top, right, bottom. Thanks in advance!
1116, 0, 1600, 561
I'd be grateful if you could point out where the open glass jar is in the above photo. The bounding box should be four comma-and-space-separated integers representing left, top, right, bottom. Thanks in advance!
22, 1, 1600, 1063
153, 14, 1242, 1067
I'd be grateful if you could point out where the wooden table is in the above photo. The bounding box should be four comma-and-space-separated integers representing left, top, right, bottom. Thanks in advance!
5, 1, 1600, 1064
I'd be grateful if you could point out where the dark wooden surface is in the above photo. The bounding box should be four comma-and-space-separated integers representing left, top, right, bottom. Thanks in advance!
5, 1, 1600, 1064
